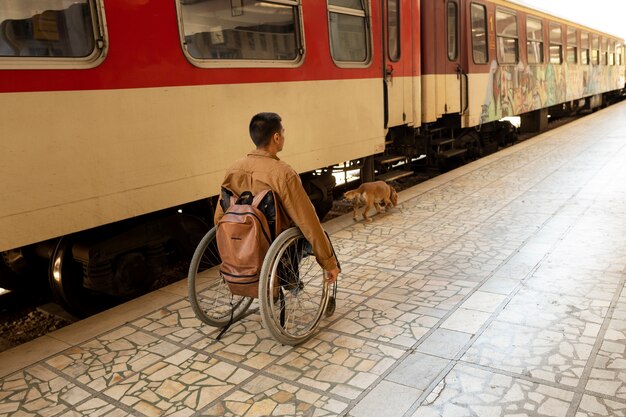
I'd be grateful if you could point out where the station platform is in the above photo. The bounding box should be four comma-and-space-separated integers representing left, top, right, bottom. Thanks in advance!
2, 101, 626, 417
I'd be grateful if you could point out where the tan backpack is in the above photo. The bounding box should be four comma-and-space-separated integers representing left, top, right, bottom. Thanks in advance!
216, 188, 277, 298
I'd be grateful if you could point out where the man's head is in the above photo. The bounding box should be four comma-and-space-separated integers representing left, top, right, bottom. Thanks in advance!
249, 112, 284, 151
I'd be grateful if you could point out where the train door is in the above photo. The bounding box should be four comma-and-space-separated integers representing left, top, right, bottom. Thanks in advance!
441, 0, 467, 120
383, 0, 413, 128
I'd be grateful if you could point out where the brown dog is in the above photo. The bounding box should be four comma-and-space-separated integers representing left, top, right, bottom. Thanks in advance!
343, 181, 398, 222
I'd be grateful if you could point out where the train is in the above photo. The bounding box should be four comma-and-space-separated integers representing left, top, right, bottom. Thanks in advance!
1, 0, 624, 316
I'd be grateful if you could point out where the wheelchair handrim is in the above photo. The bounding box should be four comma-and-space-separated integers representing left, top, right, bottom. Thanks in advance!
267, 235, 329, 340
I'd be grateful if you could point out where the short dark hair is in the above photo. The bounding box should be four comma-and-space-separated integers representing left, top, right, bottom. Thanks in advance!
249, 112, 282, 147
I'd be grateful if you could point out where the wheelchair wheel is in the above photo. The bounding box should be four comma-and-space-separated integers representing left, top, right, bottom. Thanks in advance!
188, 227, 253, 327
259, 227, 333, 345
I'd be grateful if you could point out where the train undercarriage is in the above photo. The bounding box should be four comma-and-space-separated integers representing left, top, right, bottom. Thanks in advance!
1, 208, 210, 317
366, 115, 519, 189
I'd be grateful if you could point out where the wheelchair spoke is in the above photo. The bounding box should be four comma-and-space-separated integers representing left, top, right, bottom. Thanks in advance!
188, 227, 252, 328
260, 227, 330, 345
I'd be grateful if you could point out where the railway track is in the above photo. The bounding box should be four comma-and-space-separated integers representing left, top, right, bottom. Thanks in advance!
0, 286, 70, 351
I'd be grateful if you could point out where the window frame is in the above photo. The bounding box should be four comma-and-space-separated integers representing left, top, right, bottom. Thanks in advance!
387, 0, 400, 62
469, 2, 488, 65
549, 23, 562, 65
175, 0, 306, 69
327, 0, 373, 67
446, 0, 459, 61
0, 0, 107, 70
581, 31, 589, 65
495, 8, 519, 65
566, 27, 577, 64
591, 34, 599, 65
526, 16, 544, 65
600, 36, 608, 65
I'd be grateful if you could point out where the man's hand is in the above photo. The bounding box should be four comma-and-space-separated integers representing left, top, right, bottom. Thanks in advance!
324, 267, 340, 283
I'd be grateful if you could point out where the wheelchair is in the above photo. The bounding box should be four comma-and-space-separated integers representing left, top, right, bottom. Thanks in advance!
188, 226, 337, 345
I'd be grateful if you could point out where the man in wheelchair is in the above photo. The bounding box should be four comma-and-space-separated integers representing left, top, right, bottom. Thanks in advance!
214, 112, 340, 284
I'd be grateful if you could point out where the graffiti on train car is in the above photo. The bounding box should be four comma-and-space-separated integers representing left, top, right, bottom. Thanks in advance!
481, 61, 621, 124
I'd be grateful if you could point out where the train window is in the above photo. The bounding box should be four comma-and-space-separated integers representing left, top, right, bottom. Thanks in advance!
609, 40, 615, 65
601, 37, 608, 65
617, 44, 622, 66
387, 0, 400, 61
566, 27, 577, 64
591, 34, 599, 65
470, 3, 488, 64
581, 32, 589, 65
496, 9, 518, 64
329, 0, 362, 7
0, 0, 105, 68
178, 0, 302, 67
328, 0, 371, 64
549, 23, 562, 64
447, 1, 458, 60
526, 17, 544, 64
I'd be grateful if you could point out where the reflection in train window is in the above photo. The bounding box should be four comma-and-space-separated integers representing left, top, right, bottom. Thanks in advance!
549, 23, 562, 64
581, 32, 589, 65
526, 17, 543, 64
566, 27, 577, 64
328, 0, 362, 7
327, 0, 370, 63
447, 1, 458, 61
0, 0, 97, 58
179, 0, 301, 62
387, 0, 400, 61
591, 34, 599, 65
470, 3, 488, 64
496, 9, 518, 64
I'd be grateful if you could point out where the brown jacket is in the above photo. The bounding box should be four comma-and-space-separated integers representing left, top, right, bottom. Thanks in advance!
214, 149, 338, 271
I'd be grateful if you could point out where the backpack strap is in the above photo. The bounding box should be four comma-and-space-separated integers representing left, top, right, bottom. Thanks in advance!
220, 187, 236, 212
253, 190, 279, 239
251, 189, 273, 207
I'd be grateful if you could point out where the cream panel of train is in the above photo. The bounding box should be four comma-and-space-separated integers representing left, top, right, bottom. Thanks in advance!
0, 79, 385, 252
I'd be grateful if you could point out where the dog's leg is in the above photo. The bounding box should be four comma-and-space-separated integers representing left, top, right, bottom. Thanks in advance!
363, 201, 373, 222
374, 201, 383, 214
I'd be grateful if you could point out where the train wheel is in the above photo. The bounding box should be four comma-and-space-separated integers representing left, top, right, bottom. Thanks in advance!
49, 237, 115, 318
461, 131, 483, 160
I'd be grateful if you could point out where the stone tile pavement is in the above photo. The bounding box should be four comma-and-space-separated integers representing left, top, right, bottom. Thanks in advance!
2, 102, 626, 416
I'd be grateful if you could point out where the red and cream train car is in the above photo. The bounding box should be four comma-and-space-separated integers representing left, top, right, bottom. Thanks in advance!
0, 0, 420, 314
0, 0, 623, 314
420, 0, 624, 135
